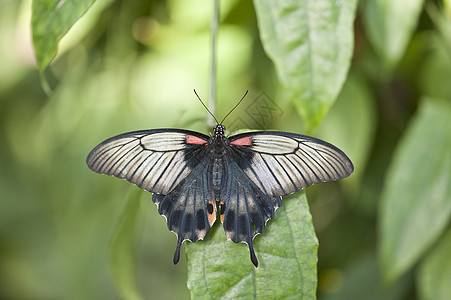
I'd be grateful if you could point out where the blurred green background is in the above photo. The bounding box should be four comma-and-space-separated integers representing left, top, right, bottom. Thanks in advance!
1, 0, 450, 299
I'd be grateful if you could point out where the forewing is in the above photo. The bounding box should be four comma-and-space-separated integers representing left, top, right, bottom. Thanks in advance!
220, 156, 282, 267
229, 131, 354, 197
86, 129, 209, 194
153, 158, 216, 264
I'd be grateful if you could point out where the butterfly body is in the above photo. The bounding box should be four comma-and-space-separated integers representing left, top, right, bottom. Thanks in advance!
87, 124, 353, 267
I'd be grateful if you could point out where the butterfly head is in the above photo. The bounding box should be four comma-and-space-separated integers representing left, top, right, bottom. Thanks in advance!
213, 124, 225, 137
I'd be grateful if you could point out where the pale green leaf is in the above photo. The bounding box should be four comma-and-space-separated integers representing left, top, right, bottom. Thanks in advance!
109, 189, 144, 300
363, 0, 425, 68
31, 0, 96, 71
254, 0, 358, 130
316, 75, 377, 215
379, 98, 451, 283
418, 227, 451, 300
316, 75, 377, 191
186, 191, 318, 299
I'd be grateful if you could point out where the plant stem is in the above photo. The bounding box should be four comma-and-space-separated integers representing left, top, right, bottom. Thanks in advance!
208, 0, 219, 126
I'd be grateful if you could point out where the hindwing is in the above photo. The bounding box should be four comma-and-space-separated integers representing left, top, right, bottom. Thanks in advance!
152, 158, 216, 264
220, 155, 282, 267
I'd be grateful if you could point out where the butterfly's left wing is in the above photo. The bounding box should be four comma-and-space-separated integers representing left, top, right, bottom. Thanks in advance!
228, 131, 354, 198
220, 131, 354, 266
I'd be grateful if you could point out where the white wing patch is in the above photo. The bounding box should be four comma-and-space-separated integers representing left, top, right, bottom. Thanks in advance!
251, 135, 298, 154
140, 132, 188, 151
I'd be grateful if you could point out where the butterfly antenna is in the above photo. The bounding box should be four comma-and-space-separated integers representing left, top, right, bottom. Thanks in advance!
194, 89, 219, 124
220, 90, 248, 125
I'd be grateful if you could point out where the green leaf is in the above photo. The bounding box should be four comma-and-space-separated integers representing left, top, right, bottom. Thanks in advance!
426, 2, 451, 53
363, 0, 425, 68
379, 98, 451, 283
316, 75, 377, 187
316, 75, 377, 215
419, 33, 451, 101
109, 189, 144, 300
186, 191, 318, 299
418, 227, 451, 300
253, 0, 358, 130
322, 254, 411, 300
31, 0, 96, 72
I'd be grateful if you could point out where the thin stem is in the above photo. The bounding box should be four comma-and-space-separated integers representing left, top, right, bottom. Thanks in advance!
208, 0, 220, 126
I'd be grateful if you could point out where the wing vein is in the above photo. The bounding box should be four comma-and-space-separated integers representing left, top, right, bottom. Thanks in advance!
285, 154, 309, 188
139, 152, 165, 187
128, 151, 153, 181
121, 148, 146, 173
150, 151, 177, 191
274, 156, 298, 191
295, 148, 326, 181
260, 153, 287, 194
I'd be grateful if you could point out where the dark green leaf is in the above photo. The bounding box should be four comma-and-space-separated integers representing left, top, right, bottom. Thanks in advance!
31, 0, 96, 71
109, 189, 144, 300
418, 227, 451, 300
363, 0, 425, 68
186, 191, 318, 299
379, 98, 451, 283
322, 254, 411, 300
426, 2, 451, 52
419, 25, 451, 101
254, 0, 358, 130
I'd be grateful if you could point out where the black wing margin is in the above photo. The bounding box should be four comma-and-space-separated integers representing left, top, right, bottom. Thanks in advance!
86, 129, 209, 195
229, 131, 354, 197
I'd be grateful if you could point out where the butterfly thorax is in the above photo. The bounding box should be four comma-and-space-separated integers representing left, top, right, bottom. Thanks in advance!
209, 125, 229, 157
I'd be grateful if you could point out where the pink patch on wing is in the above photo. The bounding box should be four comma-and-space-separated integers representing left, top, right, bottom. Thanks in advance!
186, 135, 207, 144
231, 136, 252, 146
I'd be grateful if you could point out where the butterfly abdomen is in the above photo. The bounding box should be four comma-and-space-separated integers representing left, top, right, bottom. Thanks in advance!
212, 157, 224, 199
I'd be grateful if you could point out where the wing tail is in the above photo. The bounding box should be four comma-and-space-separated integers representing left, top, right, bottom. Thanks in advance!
173, 236, 183, 265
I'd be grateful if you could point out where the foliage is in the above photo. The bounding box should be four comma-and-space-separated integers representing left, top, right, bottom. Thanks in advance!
186, 192, 318, 299
254, 0, 357, 130
0, 0, 450, 299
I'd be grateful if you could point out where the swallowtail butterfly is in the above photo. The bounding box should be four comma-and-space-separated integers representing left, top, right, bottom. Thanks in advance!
86, 92, 354, 267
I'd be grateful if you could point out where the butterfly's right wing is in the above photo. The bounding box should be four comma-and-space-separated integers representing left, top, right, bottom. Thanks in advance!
87, 129, 215, 265
86, 129, 210, 194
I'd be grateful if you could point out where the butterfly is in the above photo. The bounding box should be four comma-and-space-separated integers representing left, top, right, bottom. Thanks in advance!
86, 92, 354, 267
